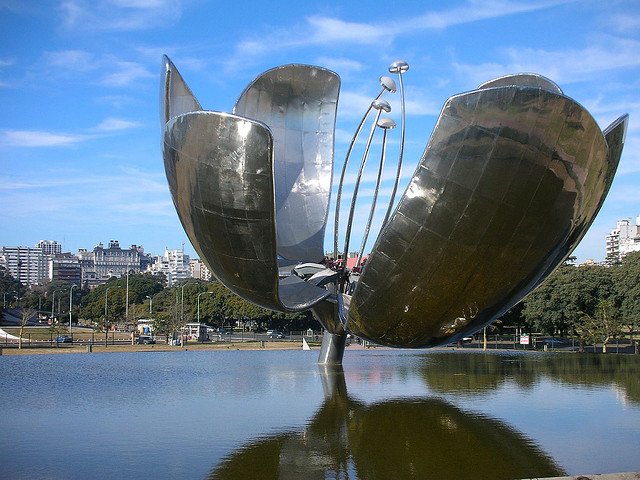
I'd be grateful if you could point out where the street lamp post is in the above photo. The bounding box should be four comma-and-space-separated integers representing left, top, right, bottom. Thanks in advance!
104, 286, 121, 347
180, 282, 195, 324
51, 290, 64, 322
69, 284, 77, 336
125, 265, 130, 324
197, 291, 212, 323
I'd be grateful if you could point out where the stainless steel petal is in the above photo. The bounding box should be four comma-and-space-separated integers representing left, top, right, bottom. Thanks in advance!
604, 114, 628, 169
161, 55, 202, 126
234, 65, 340, 264
163, 111, 329, 312
478, 73, 563, 94
349, 85, 615, 348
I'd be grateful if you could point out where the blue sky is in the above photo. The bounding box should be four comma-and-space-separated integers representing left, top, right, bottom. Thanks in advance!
1, 0, 638, 262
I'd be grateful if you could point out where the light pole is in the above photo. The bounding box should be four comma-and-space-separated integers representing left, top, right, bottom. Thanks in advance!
146, 295, 153, 314
50, 289, 64, 323
125, 265, 130, 324
104, 286, 121, 346
69, 284, 77, 336
197, 291, 212, 323
180, 282, 195, 324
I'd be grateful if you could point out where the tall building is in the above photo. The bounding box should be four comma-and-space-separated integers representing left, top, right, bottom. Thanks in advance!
190, 259, 213, 281
146, 248, 191, 285
48, 253, 82, 285
36, 240, 62, 256
0, 246, 47, 285
605, 216, 640, 263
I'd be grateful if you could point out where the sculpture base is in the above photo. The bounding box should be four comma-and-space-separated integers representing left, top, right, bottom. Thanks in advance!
317, 332, 347, 365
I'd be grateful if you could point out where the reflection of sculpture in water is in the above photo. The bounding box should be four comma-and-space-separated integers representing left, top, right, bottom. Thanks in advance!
162, 55, 628, 364
208, 366, 564, 480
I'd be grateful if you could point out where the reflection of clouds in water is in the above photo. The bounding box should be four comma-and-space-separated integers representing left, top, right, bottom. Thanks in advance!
209, 366, 563, 480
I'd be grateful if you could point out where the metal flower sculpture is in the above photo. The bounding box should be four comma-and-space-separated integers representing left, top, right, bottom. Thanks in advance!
161, 55, 628, 364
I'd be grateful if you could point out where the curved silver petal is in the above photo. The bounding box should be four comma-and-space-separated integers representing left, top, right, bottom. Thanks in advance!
163, 111, 329, 312
234, 65, 340, 264
478, 73, 563, 94
349, 85, 617, 348
161, 55, 202, 126
604, 114, 628, 168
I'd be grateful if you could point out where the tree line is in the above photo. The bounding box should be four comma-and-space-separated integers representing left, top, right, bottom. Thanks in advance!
500, 252, 640, 351
2, 252, 639, 348
0, 269, 315, 336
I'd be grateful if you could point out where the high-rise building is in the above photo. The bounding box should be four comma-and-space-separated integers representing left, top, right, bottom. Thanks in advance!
36, 240, 62, 256
0, 246, 47, 285
605, 216, 640, 263
48, 253, 82, 285
146, 248, 191, 285
190, 259, 213, 281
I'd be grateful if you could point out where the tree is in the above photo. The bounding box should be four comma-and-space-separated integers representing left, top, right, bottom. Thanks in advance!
573, 300, 624, 353
522, 263, 613, 338
18, 307, 37, 349
1, 266, 24, 320
612, 252, 640, 347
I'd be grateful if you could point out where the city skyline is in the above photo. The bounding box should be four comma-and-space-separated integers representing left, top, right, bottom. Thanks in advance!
1, 1, 639, 262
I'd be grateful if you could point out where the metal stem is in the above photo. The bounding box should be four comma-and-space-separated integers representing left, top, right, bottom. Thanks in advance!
333, 88, 386, 260
340, 107, 385, 289
382, 68, 407, 228
356, 125, 390, 269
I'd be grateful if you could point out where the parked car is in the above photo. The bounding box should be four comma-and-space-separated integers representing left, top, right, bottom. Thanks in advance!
136, 335, 156, 344
269, 331, 286, 339
55, 335, 73, 343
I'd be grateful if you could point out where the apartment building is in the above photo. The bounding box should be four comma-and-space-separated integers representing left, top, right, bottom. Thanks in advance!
0, 246, 47, 285
146, 248, 191, 285
605, 216, 640, 263
189, 258, 213, 281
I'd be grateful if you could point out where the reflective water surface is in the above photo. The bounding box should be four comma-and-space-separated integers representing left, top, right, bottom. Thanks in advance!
1, 350, 638, 479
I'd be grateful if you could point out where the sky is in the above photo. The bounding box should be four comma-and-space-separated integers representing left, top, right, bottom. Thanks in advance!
1, 0, 639, 263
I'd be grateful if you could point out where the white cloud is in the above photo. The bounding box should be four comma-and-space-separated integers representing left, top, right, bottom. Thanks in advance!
609, 13, 640, 33
0, 118, 142, 148
338, 90, 379, 119
0, 129, 87, 147
41, 50, 153, 88
0, 168, 168, 194
453, 37, 640, 85
401, 0, 574, 32
225, 1, 575, 71
96, 94, 139, 109
59, 0, 183, 31
305, 16, 392, 46
0, 58, 15, 68
100, 60, 153, 87
43, 49, 97, 72
94, 117, 142, 132
315, 56, 364, 75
